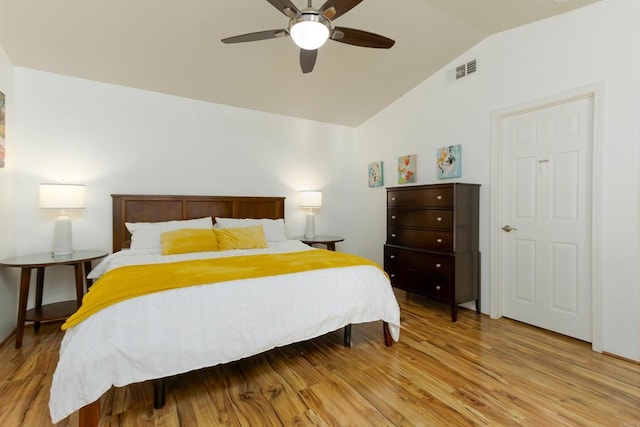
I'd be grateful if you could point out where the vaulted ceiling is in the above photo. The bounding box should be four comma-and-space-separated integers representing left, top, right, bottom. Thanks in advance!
0, 0, 599, 126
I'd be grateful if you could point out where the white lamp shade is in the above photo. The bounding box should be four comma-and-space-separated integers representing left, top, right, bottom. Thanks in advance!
39, 184, 86, 209
299, 191, 322, 208
290, 20, 330, 50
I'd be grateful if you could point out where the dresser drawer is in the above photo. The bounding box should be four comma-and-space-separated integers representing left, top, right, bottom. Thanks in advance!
385, 267, 451, 299
387, 227, 453, 251
385, 246, 453, 276
388, 209, 452, 229
387, 187, 453, 208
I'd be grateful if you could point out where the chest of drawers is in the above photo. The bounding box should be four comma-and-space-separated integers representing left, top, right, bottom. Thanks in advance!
384, 183, 480, 321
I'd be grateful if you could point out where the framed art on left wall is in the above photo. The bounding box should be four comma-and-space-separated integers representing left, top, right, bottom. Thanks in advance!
0, 90, 5, 168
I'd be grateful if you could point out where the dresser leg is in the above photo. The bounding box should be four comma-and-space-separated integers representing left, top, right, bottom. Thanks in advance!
476, 251, 481, 314
451, 303, 458, 322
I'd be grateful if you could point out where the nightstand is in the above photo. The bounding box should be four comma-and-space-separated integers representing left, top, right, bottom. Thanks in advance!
294, 235, 344, 251
0, 249, 107, 348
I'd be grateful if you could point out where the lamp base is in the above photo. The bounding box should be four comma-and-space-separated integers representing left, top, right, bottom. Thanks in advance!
52, 249, 74, 257
52, 214, 74, 257
304, 211, 316, 239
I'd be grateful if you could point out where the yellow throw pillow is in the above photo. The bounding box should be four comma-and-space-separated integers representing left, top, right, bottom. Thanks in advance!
161, 228, 219, 255
215, 225, 268, 250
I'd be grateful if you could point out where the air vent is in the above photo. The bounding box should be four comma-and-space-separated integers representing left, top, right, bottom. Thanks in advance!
445, 59, 478, 85
466, 59, 477, 75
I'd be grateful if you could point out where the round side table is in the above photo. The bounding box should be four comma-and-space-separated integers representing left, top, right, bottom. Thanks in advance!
0, 249, 107, 348
293, 235, 345, 251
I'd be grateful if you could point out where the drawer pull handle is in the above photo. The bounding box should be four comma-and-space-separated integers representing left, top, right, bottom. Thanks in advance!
436, 195, 443, 200
436, 217, 442, 222
435, 285, 441, 291
435, 263, 441, 268
391, 233, 397, 238
391, 215, 397, 219
391, 197, 396, 201
390, 273, 396, 278
436, 238, 443, 243
390, 255, 396, 259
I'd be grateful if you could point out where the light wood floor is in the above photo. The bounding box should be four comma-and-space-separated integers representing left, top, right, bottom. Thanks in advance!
1, 290, 639, 426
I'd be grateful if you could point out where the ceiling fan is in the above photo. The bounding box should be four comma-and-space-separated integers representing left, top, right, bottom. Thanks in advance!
221, 0, 395, 74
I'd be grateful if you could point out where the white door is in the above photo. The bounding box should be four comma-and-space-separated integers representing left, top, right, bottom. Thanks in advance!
500, 96, 593, 342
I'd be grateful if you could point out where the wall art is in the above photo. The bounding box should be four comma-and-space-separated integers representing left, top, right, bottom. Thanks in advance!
0, 90, 5, 168
397, 154, 416, 184
437, 144, 462, 179
368, 161, 383, 187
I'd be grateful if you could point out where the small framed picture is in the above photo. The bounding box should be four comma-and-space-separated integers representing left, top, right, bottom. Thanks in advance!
437, 145, 462, 179
0, 90, 5, 168
398, 154, 416, 184
368, 161, 383, 187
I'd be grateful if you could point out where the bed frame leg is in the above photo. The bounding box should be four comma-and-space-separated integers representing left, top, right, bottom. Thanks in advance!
383, 322, 393, 347
79, 399, 99, 427
153, 378, 166, 409
343, 324, 351, 347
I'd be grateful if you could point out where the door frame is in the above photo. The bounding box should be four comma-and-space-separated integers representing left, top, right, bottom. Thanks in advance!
489, 83, 604, 352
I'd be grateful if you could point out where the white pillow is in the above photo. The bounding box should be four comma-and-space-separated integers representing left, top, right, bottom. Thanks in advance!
126, 217, 214, 250
214, 217, 288, 242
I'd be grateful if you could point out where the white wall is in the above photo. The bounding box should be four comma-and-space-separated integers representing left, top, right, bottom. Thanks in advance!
355, 0, 640, 361
3, 0, 639, 361
9, 68, 357, 320
0, 42, 17, 342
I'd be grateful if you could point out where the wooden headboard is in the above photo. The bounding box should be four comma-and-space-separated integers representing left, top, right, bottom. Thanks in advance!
112, 194, 285, 252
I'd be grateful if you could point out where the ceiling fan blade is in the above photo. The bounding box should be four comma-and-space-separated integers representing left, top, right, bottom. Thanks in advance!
265, 0, 300, 18
319, 0, 363, 20
300, 49, 318, 74
331, 27, 395, 49
221, 29, 288, 44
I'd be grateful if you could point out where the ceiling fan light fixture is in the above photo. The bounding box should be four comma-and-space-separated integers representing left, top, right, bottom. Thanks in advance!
289, 13, 330, 50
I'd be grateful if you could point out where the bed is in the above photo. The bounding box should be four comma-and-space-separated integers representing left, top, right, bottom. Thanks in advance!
49, 194, 401, 426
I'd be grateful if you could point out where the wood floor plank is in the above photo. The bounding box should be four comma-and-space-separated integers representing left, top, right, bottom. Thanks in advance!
1, 290, 639, 426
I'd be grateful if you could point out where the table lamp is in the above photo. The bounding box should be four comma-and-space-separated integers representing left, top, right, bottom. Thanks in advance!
299, 190, 322, 239
39, 183, 85, 256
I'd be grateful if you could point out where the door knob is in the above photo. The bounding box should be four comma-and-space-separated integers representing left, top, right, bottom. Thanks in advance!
502, 225, 518, 232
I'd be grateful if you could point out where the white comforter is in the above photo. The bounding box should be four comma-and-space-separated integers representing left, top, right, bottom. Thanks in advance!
49, 240, 401, 422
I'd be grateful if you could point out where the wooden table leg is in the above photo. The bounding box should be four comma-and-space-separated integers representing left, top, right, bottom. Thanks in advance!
84, 260, 94, 289
74, 263, 84, 307
34, 267, 45, 332
16, 268, 32, 349
326, 242, 336, 251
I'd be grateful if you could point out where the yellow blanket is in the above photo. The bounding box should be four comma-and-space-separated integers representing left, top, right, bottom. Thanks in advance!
62, 250, 383, 330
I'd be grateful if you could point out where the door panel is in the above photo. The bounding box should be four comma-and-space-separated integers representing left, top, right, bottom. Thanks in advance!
501, 96, 593, 342
514, 239, 536, 303
551, 242, 578, 313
